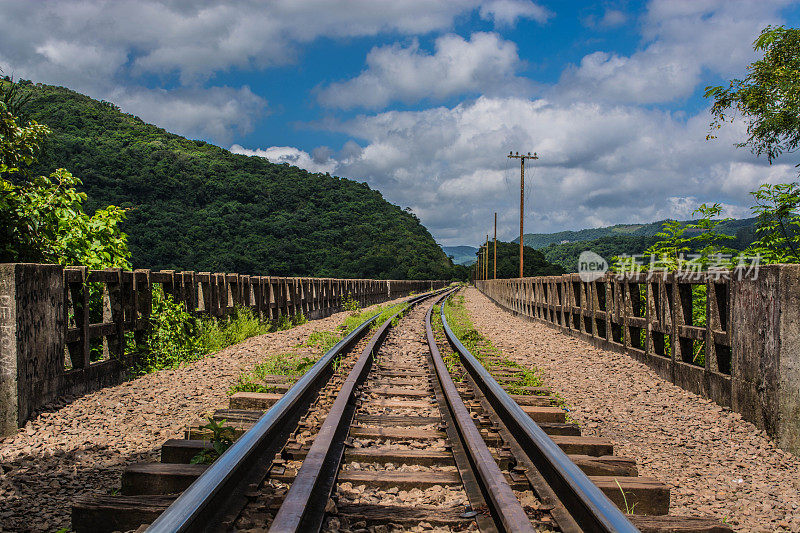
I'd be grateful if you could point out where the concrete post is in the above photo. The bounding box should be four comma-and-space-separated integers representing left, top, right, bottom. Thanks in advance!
731, 264, 800, 453
0, 264, 64, 436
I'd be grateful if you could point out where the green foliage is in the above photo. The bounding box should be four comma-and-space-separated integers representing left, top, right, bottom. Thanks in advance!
430, 304, 464, 381
746, 182, 800, 263
705, 26, 800, 163
443, 293, 545, 395
228, 301, 396, 393
371, 302, 409, 330
704, 26, 800, 265
228, 352, 300, 394
342, 293, 361, 312
477, 240, 565, 279
602, 205, 735, 367
195, 306, 272, 355
542, 235, 662, 272
340, 303, 390, 335
611, 204, 737, 272
190, 417, 235, 465
137, 289, 278, 374
137, 285, 201, 372
16, 82, 457, 280
0, 93, 130, 268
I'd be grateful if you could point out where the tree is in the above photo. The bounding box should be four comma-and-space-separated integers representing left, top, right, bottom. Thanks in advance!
747, 182, 800, 263
0, 90, 130, 268
705, 26, 800, 163
476, 240, 564, 279
611, 204, 736, 273
705, 26, 800, 264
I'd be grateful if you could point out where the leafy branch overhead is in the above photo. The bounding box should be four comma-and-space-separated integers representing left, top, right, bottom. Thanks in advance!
0, 81, 130, 268
704, 26, 800, 265
705, 26, 800, 163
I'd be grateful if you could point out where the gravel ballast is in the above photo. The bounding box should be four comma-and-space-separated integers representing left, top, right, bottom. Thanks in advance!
0, 299, 406, 533
463, 287, 800, 533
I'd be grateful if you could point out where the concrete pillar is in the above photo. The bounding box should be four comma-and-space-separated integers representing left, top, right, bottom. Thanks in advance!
731, 264, 800, 454
0, 264, 64, 436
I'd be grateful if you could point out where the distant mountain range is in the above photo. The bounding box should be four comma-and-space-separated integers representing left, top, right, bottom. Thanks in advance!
443, 217, 759, 273
440, 245, 478, 265
515, 218, 757, 248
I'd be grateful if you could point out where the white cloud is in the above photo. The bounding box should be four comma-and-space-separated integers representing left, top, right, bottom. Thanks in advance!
0, 1, 547, 144
318, 32, 524, 109
0, 1, 535, 86
259, 96, 797, 245
230, 144, 337, 174
598, 9, 627, 28
558, 0, 795, 104
582, 8, 628, 29
110, 86, 267, 145
478, 0, 552, 26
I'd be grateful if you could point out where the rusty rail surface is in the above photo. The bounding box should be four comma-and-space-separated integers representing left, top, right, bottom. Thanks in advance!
268, 290, 446, 532
146, 294, 426, 533
425, 293, 536, 533
439, 292, 639, 533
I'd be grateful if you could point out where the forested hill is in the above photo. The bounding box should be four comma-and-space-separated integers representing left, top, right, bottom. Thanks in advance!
21, 83, 454, 279
518, 218, 757, 249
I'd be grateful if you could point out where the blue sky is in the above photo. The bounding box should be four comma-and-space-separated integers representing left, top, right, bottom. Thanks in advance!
3, 0, 800, 246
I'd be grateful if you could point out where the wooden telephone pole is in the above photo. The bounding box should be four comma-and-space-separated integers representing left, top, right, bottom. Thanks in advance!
493, 213, 497, 280
507, 151, 538, 278
485, 235, 489, 281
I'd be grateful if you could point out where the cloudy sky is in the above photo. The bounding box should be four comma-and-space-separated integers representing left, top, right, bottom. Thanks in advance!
2, 0, 800, 246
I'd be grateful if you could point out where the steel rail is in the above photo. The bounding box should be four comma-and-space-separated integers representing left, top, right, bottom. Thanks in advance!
439, 293, 640, 533
147, 291, 438, 533
425, 294, 536, 533
269, 290, 445, 532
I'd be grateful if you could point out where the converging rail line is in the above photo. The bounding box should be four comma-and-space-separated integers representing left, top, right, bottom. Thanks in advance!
72, 287, 733, 532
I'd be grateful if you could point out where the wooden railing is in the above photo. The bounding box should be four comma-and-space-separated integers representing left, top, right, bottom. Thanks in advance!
476, 265, 800, 454
0, 262, 446, 434
62, 268, 436, 370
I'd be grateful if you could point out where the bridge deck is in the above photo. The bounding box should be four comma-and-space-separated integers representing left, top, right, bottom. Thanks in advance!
0, 296, 408, 532
463, 286, 800, 532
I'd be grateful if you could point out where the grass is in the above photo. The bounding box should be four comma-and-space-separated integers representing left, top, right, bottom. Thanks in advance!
134, 285, 311, 374
431, 304, 465, 381
228, 301, 398, 394
442, 292, 545, 395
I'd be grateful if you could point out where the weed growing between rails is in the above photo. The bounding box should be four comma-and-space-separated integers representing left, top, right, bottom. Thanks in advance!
448, 291, 578, 422
228, 302, 397, 394
447, 292, 578, 421
191, 417, 236, 465
431, 304, 465, 381
443, 292, 545, 394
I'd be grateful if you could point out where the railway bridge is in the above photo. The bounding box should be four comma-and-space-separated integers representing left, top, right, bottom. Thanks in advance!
0, 261, 798, 532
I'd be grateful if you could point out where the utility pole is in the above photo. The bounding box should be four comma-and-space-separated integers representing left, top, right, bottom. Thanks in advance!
485, 235, 489, 281
493, 213, 497, 280
479, 244, 486, 281
477, 247, 482, 282
507, 151, 538, 278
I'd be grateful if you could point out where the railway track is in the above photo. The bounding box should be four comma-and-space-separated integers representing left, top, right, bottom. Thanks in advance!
73, 287, 733, 532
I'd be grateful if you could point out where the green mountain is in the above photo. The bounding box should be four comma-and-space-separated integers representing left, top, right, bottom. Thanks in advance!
472, 241, 565, 278
538, 221, 758, 273
19, 83, 455, 279
517, 218, 757, 249
441, 245, 478, 265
